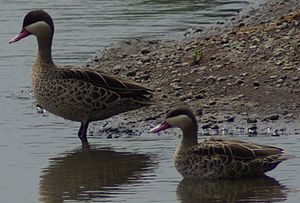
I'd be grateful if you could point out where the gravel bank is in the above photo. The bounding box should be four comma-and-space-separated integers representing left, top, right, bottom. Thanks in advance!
87, 0, 300, 137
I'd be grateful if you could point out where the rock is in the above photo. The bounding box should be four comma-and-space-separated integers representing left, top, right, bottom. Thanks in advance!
139, 74, 150, 80
201, 123, 212, 129
221, 35, 229, 44
210, 55, 217, 60
206, 76, 217, 84
226, 116, 235, 122
251, 37, 260, 45
248, 124, 257, 136
140, 48, 150, 55
235, 79, 245, 85
283, 66, 294, 70
217, 77, 227, 82
253, 81, 260, 86
215, 64, 223, 69
247, 116, 257, 123
272, 129, 280, 136
210, 124, 219, 130
195, 94, 205, 100
269, 75, 278, 80
126, 70, 137, 77
141, 56, 151, 63
196, 109, 203, 116
262, 114, 280, 121
208, 100, 216, 105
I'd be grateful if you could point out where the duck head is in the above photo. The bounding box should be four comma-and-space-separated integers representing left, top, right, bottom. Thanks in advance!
150, 106, 198, 133
9, 10, 54, 44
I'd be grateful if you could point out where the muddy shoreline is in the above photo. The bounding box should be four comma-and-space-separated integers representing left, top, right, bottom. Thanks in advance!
87, 0, 300, 137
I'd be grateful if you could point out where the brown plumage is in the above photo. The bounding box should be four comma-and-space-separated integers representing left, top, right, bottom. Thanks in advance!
150, 106, 291, 179
9, 10, 152, 144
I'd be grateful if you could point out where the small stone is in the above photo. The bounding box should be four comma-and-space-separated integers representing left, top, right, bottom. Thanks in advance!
210, 55, 217, 60
221, 35, 229, 44
202, 123, 212, 129
272, 129, 280, 136
174, 91, 181, 97
217, 77, 227, 82
226, 116, 235, 122
208, 100, 216, 105
196, 109, 203, 116
276, 61, 284, 66
236, 79, 245, 85
253, 81, 260, 86
262, 114, 279, 121
141, 56, 151, 63
195, 94, 204, 100
172, 78, 181, 83
113, 65, 122, 72
283, 66, 294, 71
139, 74, 150, 81
140, 48, 150, 55
210, 124, 219, 130
248, 124, 257, 136
215, 65, 223, 69
251, 37, 260, 45
247, 116, 257, 123
126, 70, 137, 77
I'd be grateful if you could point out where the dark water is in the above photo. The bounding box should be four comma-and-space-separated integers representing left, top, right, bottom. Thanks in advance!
1, 0, 300, 202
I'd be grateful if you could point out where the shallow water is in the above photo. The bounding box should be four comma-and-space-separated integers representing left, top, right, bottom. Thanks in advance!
1, 0, 300, 202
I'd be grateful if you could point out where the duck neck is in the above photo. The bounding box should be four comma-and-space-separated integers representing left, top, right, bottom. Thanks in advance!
36, 36, 54, 65
180, 125, 198, 148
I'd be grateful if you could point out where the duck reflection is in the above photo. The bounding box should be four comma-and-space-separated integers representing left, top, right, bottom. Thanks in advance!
177, 176, 287, 203
39, 146, 152, 202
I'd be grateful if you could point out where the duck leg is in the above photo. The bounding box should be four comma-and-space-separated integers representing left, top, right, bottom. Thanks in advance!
78, 122, 89, 144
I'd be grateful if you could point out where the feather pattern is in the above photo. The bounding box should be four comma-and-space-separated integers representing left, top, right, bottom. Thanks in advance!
58, 67, 152, 97
193, 138, 283, 160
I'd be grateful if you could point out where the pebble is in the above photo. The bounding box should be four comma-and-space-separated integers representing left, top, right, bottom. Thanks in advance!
208, 100, 216, 105
196, 109, 203, 116
226, 116, 235, 122
139, 74, 150, 81
217, 77, 227, 82
253, 81, 260, 86
126, 70, 137, 77
195, 94, 205, 99
140, 48, 150, 55
247, 116, 257, 123
262, 114, 280, 121
141, 56, 151, 63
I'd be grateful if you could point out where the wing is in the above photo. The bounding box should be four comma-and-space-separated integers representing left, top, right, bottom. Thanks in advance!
193, 138, 284, 160
58, 66, 152, 98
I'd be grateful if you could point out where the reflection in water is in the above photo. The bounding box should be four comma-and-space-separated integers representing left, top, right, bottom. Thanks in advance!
39, 147, 153, 202
177, 176, 288, 203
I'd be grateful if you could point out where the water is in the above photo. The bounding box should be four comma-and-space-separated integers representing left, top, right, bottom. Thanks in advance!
1, 0, 300, 202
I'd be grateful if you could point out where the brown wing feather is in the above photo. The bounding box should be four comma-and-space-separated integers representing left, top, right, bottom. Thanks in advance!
58, 67, 152, 97
193, 138, 284, 160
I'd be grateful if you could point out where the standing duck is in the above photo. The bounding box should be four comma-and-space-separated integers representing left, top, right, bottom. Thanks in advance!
150, 106, 291, 179
9, 10, 152, 144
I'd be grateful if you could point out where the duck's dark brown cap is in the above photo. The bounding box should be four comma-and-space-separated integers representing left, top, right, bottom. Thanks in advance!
23, 10, 54, 37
